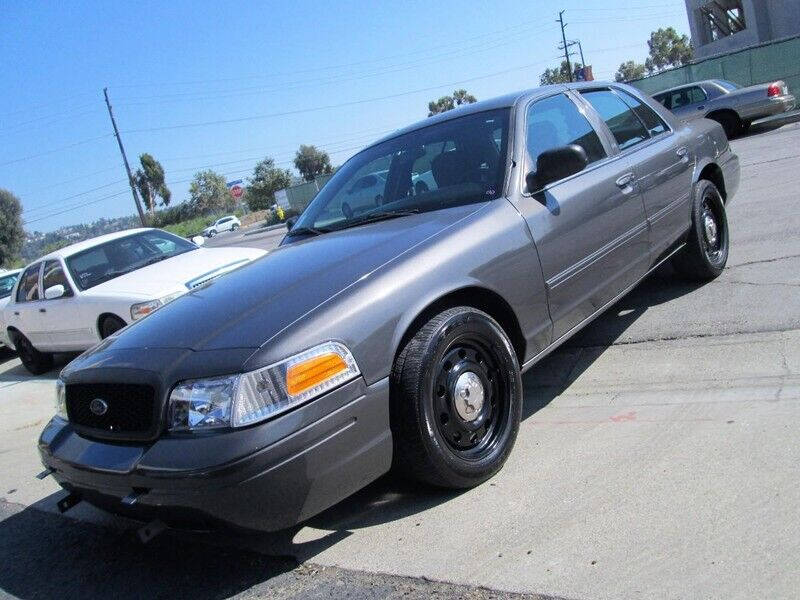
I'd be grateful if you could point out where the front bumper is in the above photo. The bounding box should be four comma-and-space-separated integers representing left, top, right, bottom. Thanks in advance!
38, 377, 392, 531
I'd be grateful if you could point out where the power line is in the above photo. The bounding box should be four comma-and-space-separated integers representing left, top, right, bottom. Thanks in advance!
0, 133, 113, 167
120, 57, 561, 135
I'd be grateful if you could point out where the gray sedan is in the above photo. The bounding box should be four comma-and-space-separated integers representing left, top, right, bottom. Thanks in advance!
38, 82, 740, 532
652, 78, 796, 138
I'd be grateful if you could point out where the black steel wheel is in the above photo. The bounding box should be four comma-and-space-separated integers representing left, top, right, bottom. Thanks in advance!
11, 331, 53, 375
390, 306, 522, 488
672, 179, 729, 280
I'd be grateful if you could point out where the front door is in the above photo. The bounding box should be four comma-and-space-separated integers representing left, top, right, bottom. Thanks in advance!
40, 259, 90, 351
515, 92, 649, 341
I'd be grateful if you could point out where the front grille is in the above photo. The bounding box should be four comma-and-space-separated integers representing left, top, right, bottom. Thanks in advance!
66, 383, 156, 439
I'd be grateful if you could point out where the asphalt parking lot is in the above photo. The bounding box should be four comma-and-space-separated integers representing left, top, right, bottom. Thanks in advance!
2, 122, 799, 600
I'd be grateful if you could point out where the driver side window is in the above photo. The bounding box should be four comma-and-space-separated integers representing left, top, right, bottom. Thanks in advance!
526, 94, 607, 174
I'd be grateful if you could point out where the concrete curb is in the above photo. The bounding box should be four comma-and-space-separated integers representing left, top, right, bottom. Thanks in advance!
243, 222, 287, 237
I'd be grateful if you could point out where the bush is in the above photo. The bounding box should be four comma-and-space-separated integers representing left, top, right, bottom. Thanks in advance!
162, 215, 214, 238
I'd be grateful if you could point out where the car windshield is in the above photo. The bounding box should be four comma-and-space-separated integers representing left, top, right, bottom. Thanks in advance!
0, 272, 19, 299
716, 80, 740, 92
291, 108, 510, 234
66, 230, 197, 291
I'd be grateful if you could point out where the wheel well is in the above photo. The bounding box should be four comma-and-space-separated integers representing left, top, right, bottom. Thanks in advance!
97, 313, 126, 335
396, 287, 526, 366
698, 163, 727, 201
706, 109, 740, 125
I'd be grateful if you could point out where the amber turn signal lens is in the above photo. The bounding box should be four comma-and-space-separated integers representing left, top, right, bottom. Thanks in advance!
286, 353, 348, 396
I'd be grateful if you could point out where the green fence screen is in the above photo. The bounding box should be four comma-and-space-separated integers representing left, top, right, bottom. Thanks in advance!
629, 35, 800, 99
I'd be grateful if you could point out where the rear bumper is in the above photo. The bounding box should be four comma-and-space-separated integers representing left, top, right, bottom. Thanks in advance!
741, 94, 796, 120
38, 377, 393, 531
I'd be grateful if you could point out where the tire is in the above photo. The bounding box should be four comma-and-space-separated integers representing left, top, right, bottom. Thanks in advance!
390, 306, 523, 489
11, 331, 53, 375
709, 112, 741, 139
100, 315, 127, 339
672, 179, 729, 281
231, 224, 239, 231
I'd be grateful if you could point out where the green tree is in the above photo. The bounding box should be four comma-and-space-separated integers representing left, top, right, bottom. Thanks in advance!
0, 188, 24, 268
294, 145, 333, 182
645, 27, 693, 74
189, 170, 232, 214
427, 89, 477, 116
246, 157, 292, 210
134, 153, 171, 215
539, 61, 582, 86
615, 60, 647, 82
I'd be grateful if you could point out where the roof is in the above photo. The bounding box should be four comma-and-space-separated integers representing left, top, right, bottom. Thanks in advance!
36, 228, 154, 263
368, 82, 619, 147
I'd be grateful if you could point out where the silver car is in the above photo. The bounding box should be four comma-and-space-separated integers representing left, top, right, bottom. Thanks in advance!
39, 82, 740, 532
652, 79, 796, 138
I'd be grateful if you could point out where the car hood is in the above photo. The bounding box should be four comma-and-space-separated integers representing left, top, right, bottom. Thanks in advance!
84, 247, 265, 298
109, 204, 482, 352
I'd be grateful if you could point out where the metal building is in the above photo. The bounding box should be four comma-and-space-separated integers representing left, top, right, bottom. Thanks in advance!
685, 0, 800, 59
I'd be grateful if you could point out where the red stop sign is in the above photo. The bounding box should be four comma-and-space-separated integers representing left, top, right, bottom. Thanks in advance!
230, 185, 243, 198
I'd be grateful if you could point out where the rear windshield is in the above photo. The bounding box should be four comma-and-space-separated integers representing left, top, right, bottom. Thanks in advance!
716, 80, 740, 92
66, 230, 197, 290
292, 108, 510, 233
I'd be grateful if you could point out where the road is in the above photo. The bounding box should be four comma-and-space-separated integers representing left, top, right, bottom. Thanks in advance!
2, 122, 800, 600
203, 222, 287, 251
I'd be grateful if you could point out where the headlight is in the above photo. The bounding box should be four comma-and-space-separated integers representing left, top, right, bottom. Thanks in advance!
55, 379, 67, 420
168, 341, 360, 431
130, 292, 184, 320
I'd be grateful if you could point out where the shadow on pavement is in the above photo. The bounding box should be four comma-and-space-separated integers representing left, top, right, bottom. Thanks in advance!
0, 500, 296, 600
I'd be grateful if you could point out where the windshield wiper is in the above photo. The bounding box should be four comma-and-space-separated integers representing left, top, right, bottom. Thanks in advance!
287, 226, 331, 237
335, 209, 421, 231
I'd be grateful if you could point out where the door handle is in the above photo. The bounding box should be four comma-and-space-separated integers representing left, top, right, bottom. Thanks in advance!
39, 308, 46, 313
616, 173, 636, 188
697, 105, 705, 110
677, 146, 689, 161
13, 311, 19, 316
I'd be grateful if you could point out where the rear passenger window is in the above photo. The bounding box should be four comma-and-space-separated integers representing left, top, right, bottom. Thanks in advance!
526, 93, 607, 172
615, 89, 668, 136
688, 86, 707, 103
580, 89, 650, 150
16, 264, 41, 303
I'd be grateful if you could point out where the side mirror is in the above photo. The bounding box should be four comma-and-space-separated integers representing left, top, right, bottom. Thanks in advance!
526, 144, 589, 192
44, 284, 65, 300
285, 216, 298, 231
191, 235, 206, 246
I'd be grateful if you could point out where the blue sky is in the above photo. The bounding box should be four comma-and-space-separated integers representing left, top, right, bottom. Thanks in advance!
0, 0, 690, 232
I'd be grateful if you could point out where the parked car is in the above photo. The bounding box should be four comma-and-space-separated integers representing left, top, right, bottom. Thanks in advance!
652, 79, 796, 138
4, 228, 265, 374
0, 268, 22, 349
203, 215, 241, 237
39, 82, 739, 532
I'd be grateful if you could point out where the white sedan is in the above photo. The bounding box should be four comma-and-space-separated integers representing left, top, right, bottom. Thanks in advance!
203, 215, 241, 237
3, 228, 265, 374
0, 268, 22, 349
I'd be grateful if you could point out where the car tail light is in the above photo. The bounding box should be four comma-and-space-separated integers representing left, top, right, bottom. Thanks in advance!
767, 83, 781, 97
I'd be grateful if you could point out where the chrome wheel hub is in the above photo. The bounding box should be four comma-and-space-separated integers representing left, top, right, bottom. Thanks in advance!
703, 211, 718, 246
453, 371, 484, 422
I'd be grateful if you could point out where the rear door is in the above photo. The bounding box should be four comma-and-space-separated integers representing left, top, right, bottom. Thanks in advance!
515, 92, 649, 341
6, 263, 51, 348
578, 87, 694, 265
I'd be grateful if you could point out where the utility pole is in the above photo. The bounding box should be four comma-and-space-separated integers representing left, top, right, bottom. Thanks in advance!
575, 40, 586, 69
557, 10, 573, 83
103, 87, 146, 226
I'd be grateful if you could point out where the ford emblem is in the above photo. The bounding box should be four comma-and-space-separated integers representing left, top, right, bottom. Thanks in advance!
89, 398, 108, 416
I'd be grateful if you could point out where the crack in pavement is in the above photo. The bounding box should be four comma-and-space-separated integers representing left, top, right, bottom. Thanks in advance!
726, 253, 800, 269
565, 326, 800, 351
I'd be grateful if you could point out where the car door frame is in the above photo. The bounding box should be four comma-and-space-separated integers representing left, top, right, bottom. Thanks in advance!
7, 262, 52, 349
508, 87, 650, 343
40, 258, 93, 351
